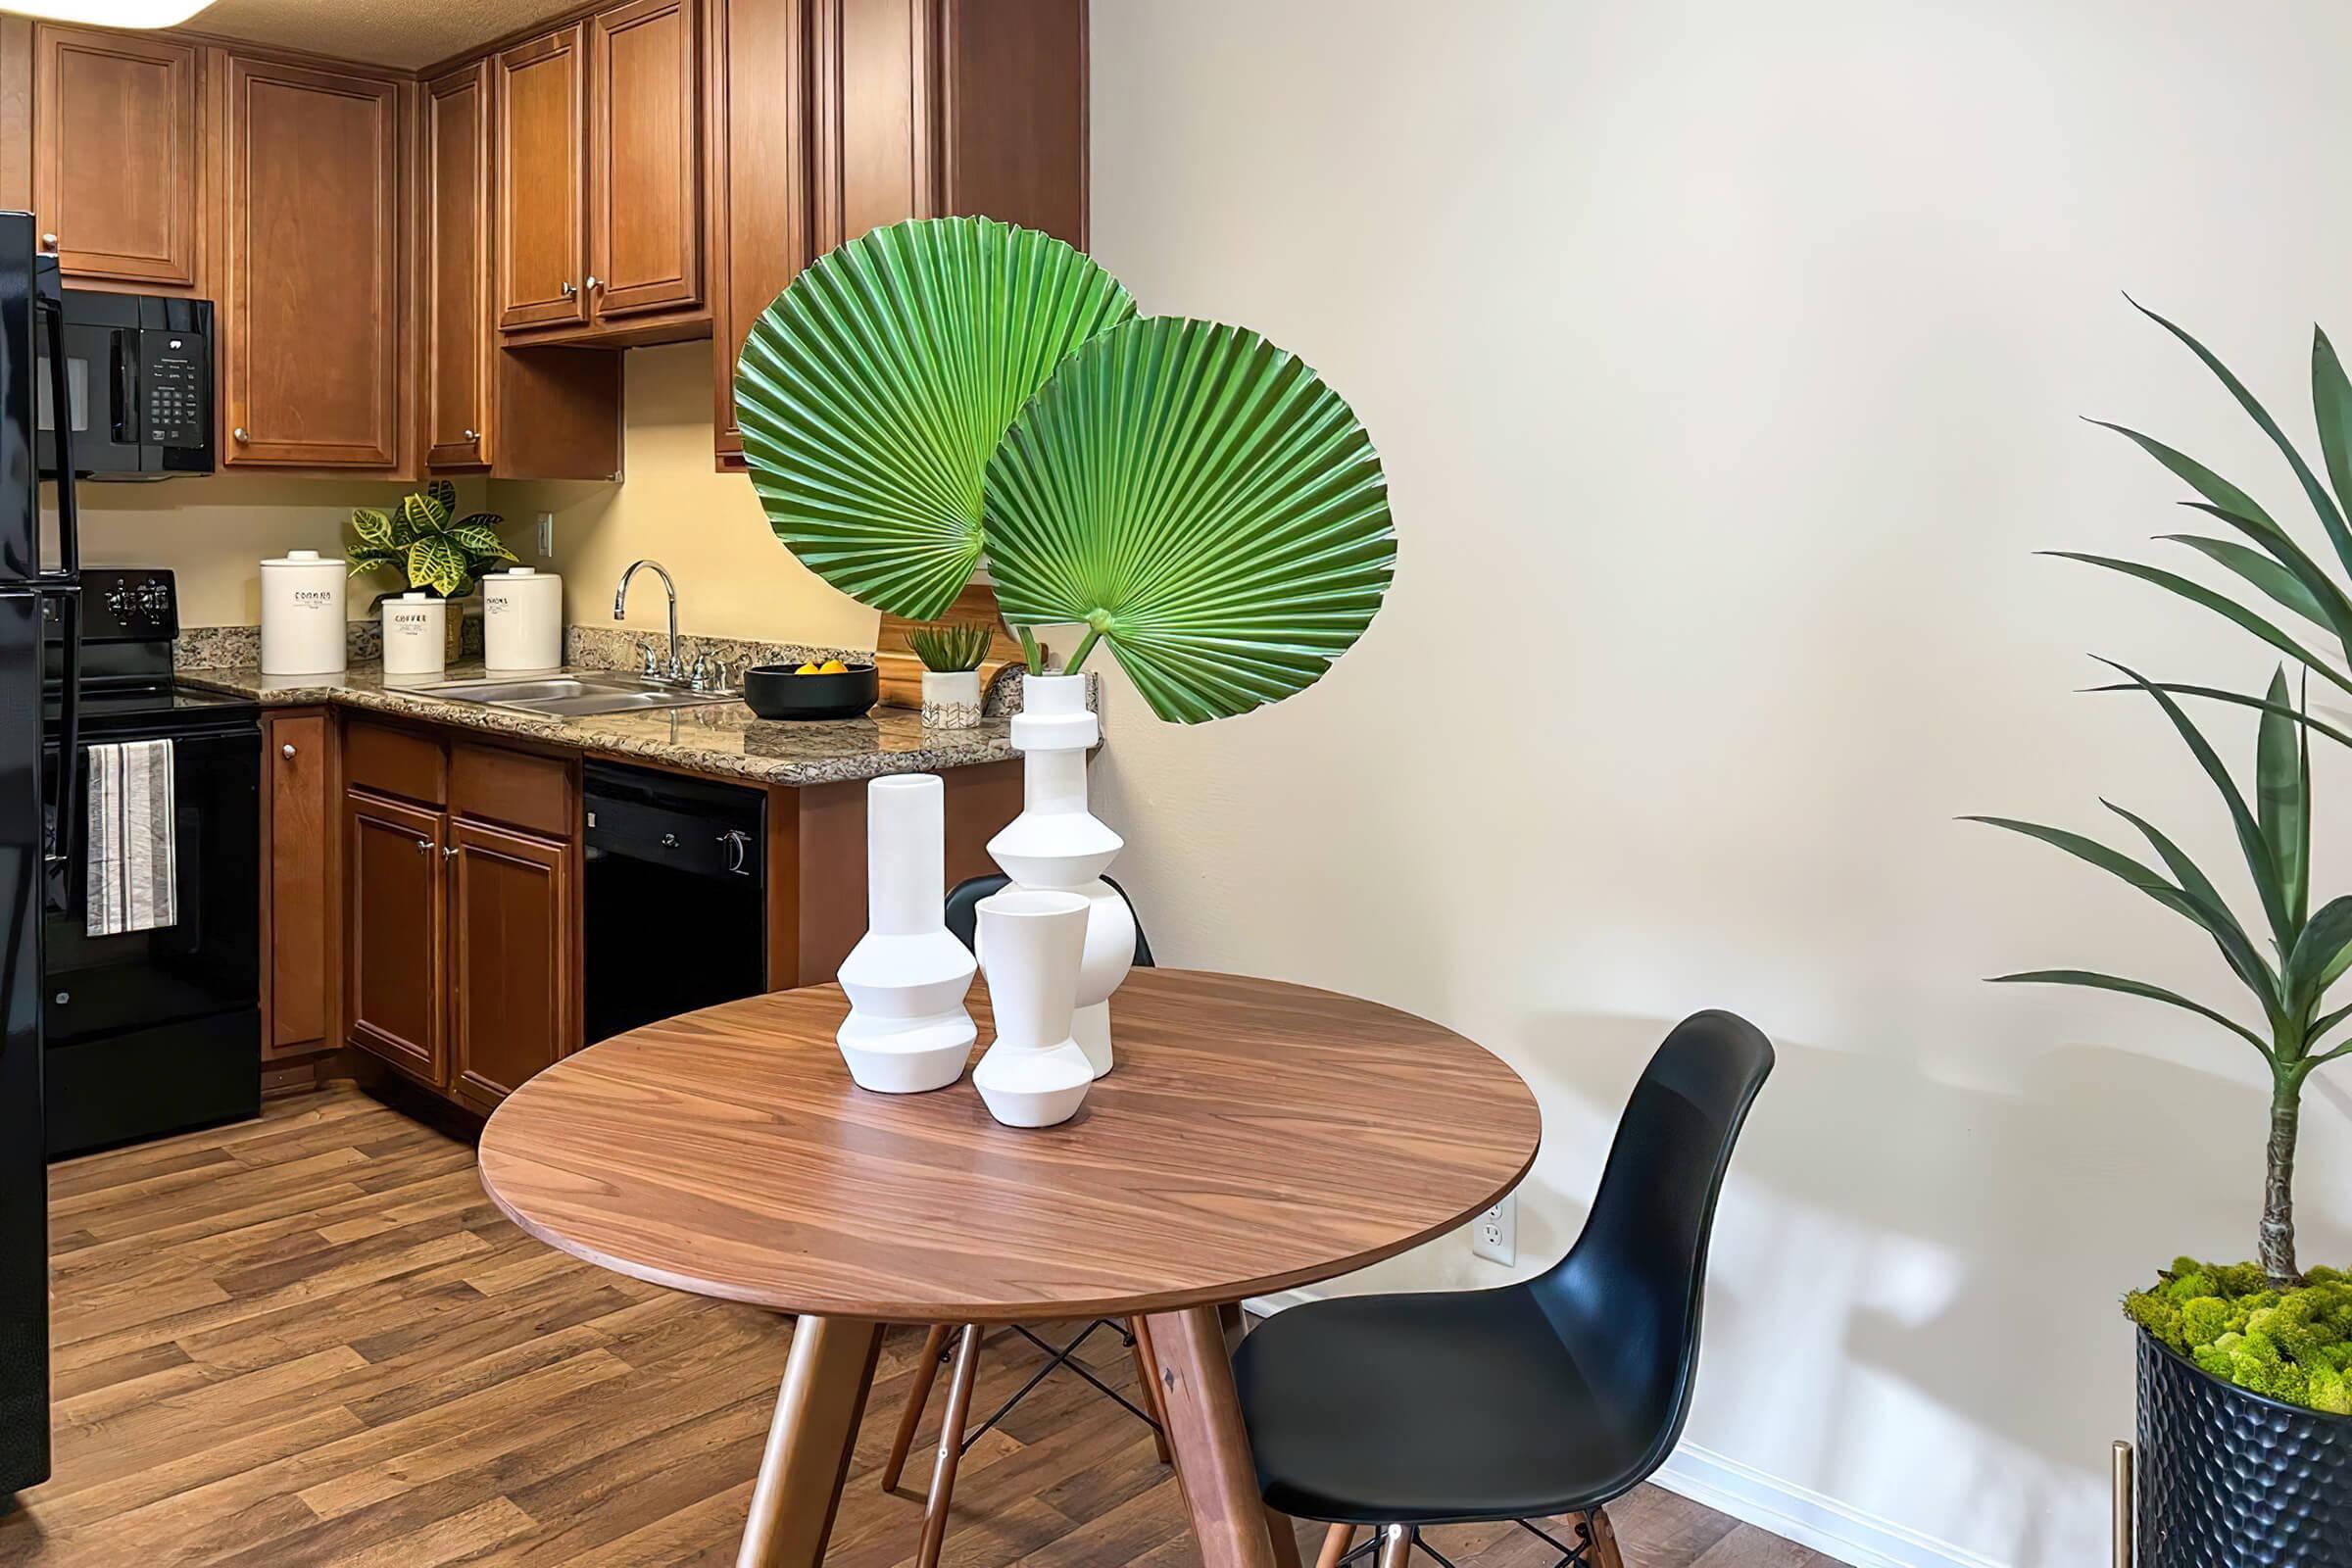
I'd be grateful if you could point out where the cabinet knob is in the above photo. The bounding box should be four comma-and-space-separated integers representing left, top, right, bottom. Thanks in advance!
444, 846, 460, 860
463, 428, 479, 442
39, 233, 57, 252
560, 280, 577, 299
281, 743, 296, 759
232, 426, 248, 443
415, 838, 431, 856
585, 275, 602, 291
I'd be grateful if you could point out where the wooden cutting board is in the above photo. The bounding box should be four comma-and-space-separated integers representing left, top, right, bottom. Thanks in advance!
873, 581, 1038, 710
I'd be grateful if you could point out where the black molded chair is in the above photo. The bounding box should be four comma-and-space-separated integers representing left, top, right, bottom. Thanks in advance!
1234, 1010, 1774, 1568
879, 872, 1161, 1568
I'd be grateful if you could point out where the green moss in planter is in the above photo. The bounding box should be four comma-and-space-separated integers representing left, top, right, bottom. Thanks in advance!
2127, 1257, 2352, 1414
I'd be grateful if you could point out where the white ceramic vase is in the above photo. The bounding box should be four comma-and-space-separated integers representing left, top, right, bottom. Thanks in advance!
835, 773, 977, 1093
921, 668, 982, 727
985, 673, 1131, 1078
971, 888, 1096, 1127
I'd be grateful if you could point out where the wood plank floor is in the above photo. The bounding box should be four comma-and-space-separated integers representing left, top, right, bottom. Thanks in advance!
0, 1087, 1835, 1567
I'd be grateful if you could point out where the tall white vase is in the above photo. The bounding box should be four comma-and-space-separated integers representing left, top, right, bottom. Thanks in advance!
836, 774, 976, 1093
986, 673, 1132, 1078
971, 889, 1095, 1128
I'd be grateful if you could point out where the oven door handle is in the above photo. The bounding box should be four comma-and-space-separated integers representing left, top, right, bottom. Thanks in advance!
43, 587, 82, 893
35, 261, 78, 578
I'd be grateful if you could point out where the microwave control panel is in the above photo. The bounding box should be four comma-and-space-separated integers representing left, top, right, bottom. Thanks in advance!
139, 328, 208, 449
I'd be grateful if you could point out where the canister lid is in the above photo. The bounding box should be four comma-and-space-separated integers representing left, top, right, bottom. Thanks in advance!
263, 548, 345, 568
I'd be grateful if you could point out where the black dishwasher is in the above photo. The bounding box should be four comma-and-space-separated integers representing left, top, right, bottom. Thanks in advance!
582, 760, 767, 1044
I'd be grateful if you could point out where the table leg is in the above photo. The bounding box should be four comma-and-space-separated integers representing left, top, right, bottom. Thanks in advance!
738, 1314, 884, 1568
1143, 1303, 1282, 1568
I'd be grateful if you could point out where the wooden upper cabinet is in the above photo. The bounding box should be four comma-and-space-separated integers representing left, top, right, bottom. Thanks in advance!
496, 24, 587, 332
710, 0, 808, 458
589, 0, 702, 321
425, 63, 491, 468
31, 24, 201, 288
814, 0, 933, 250
221, 54, 402, 468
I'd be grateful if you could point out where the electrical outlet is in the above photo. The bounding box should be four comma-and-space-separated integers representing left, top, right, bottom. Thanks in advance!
1472, 1194, 1515, 1265
536, 512, 555, 557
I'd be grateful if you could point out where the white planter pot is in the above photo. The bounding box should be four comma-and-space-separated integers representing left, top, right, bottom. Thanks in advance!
986, 673, 1129, 1077
971, 888, 1095, 1127
380, 592, 447, 679
836, 774, 977, 1093
921, 668, 982, 727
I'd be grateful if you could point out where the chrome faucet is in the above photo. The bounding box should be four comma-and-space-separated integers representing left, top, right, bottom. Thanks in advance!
613, 559, 684, 684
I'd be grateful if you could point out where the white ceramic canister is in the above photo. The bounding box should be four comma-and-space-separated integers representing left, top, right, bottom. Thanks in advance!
483, 566, 564, 671
260, 549, 347, 675
380, 592, 448, 680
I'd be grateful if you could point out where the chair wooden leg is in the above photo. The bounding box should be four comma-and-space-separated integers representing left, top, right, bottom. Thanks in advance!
913, 1324, 983, 1568
1375, 1524, 1412, 1568
1268, 1508, 1305, 1568
1580, 1507, 1624, 1568
1128, 1317, 1175, 1465
880, 1323, 954, 1493
1314, 1524, 1355, 1568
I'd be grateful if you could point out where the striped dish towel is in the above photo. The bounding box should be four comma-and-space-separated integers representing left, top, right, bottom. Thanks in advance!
85, 739, 178, 936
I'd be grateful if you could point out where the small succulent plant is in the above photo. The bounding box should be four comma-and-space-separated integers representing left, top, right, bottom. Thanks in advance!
348, 480, 514, 601
906, 621, 994, 673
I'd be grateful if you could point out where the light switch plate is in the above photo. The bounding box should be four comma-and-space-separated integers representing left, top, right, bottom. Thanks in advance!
536, 512, 554, 557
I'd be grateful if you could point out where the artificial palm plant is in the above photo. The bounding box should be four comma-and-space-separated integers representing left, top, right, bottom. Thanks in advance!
2073, 302, 2352, 742
736, 217, 1397, 723
1971, 663, 2352, 1290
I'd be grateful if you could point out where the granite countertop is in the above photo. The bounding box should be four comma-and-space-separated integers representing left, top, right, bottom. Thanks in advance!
179, 661, 1020, 788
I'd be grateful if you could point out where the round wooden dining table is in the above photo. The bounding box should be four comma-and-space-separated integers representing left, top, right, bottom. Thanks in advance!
477, 967, 1542, 1568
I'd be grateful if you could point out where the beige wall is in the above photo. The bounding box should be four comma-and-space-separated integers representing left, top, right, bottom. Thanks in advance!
74, 474, 466, 626
1089, 3, 2352, 1566
498, 340, 879, 650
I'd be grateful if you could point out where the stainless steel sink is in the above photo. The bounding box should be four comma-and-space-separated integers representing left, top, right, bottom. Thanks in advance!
407, 670, 739, 717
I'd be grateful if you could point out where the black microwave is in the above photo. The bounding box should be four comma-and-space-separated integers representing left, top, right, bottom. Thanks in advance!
36, 288, 212, 479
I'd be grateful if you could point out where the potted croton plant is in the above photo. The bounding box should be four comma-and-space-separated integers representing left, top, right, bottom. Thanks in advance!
346, 480, 515, 672
734, 216, 1395, 1116
1982, 304, 2352, 1565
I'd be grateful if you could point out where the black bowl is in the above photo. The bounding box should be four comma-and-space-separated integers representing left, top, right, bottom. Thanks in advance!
742, 662, 879, 721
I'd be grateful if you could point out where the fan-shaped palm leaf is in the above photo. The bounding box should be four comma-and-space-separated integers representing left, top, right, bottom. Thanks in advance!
735, 217, 1137, 619
982, 316, 1396, 724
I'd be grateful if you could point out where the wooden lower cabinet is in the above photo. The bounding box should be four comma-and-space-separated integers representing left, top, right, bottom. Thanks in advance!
345, 788, 449, 1087
262, 710, 335, 1055
448, 818, 573, 1110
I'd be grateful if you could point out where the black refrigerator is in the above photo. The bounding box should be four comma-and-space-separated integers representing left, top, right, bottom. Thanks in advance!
1, 210, 80, 1498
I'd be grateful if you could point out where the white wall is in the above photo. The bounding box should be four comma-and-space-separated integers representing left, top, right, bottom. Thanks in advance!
1086, 4, 2352, 1564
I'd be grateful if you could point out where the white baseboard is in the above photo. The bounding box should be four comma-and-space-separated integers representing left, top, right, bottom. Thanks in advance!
1243, 1290, 2008, 1568
1650, 1443, 2006, 1568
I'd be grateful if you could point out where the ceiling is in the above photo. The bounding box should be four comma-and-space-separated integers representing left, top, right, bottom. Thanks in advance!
179, 0, 579, 71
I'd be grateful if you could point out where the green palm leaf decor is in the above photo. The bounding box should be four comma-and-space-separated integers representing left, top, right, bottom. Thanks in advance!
982, 316, 1396, 723
735, 217, 1137, 620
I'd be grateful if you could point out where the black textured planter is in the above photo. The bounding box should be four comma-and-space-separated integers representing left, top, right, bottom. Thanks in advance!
2136, 1329, 2352, 1566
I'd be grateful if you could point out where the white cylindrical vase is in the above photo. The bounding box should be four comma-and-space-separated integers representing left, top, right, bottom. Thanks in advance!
836, 773, 977, 1094
380, 592, 447, 680
921, 668, 982, 727
971, 888, 1095, 1128
260, 549, 347, 675
985, 673, 1129, 1077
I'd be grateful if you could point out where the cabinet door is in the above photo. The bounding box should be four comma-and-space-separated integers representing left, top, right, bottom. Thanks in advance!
265, 712, 332, 1054
496, 25, 588, 332
589, 0, 703, 322
345, 789, 447, 1087
811, 0, 936, 252
710, 0, 810, 460
32, 25, 200, 287
425, 62, 491, 468
221, 55, 401, 468
449, 818, 572, 1106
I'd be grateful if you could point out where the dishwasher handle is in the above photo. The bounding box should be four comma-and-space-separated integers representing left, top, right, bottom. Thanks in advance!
583, 793, 764, 884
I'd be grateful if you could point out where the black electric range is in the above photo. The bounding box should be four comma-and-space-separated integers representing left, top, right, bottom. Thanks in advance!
41, 568, 261, 1157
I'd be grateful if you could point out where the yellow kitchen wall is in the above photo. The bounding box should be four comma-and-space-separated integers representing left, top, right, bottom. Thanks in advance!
74, 474, 466, 626
496, 340, 879, 651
